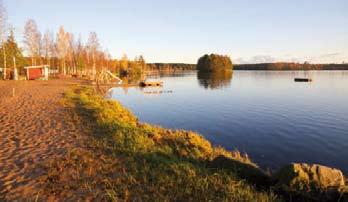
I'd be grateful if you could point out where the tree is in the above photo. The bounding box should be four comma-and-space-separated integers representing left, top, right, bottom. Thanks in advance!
104, 49, 112, 69
75, 35, 86, 74
138, 55, 146, 71
0, 0, 7, 79
119, 54, 129, 76
23, 19, 41, 66
197, 54, 233, 72
1, 28, 25, 69
42, 30, 54, 66
66, 32, 75, 74
87, 32, 99, 78
56, 26, 69, 74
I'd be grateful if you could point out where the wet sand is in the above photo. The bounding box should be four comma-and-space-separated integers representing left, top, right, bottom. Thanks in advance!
0, 79, 86, 200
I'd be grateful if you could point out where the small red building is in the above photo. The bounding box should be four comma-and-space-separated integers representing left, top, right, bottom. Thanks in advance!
24, 65, 49, 80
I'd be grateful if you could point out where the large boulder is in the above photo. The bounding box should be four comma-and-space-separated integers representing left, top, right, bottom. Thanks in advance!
274, 163, 345, 192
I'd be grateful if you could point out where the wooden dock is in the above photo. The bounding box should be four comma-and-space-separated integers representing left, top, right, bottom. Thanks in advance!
139, 81, 163, 87
294, 78, 312, 82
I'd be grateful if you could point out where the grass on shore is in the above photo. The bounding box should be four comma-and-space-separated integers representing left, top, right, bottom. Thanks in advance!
40, 86, 280, 201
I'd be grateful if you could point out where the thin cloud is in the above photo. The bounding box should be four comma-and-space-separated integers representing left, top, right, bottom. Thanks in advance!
320, 53, 340, 58
234, 55, 276, 64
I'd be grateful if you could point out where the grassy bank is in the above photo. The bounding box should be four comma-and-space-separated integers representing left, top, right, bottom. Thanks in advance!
41, 86, 280, 201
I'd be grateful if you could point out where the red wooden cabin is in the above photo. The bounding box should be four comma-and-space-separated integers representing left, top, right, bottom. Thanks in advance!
24, 65, 49, 80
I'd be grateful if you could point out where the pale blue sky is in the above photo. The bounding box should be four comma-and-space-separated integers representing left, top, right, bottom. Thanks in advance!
5, 0, 348, 63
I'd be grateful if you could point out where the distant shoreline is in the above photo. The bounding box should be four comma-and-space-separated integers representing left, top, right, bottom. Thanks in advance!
234, 63, 348, 71
147, 63, 348, 71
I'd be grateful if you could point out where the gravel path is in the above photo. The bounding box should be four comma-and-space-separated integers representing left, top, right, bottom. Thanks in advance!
0, 80, 86, 200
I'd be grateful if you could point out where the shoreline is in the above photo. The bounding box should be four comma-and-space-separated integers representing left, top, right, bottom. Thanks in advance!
50, 84, 346, 200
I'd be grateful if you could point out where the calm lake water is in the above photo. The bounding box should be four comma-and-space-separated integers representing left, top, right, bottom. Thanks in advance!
109, 71, 348, 173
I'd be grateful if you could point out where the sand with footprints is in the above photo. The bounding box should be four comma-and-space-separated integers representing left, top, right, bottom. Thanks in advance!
0, 79, 86, 200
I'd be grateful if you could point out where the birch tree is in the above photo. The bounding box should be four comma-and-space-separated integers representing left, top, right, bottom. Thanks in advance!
66, 32, 76, 74
0, 0, 7, 79
23, 19, 41, 66
75, 36, 85, 74
56, 26, 69, 75
104, 49, 111, 69
87, 32, 99, 78
42, 30, 54, 66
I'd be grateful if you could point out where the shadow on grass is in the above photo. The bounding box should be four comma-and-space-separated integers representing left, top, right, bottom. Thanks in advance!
208, 155, 272, 188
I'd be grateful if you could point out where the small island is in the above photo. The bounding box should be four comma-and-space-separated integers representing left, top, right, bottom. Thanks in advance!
197, 54, 233, 72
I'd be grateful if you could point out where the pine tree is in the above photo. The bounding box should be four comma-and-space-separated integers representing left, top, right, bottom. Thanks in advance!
0, 28, 25, 74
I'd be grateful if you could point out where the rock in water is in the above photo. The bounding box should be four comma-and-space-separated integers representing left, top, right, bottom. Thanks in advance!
274, 163, 345, 192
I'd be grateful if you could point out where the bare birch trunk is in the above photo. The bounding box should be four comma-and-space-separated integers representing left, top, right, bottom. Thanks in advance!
2, 42, 6, 79
63, 59, 66, 75
13, 56, 17, 80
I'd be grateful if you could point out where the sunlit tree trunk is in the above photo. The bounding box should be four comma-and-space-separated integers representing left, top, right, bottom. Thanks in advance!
2, 41, 6, 79
0, 1, 6, 79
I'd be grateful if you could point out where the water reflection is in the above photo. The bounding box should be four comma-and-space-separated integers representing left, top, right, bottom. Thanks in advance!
197, 70, 233, 89
120, 73, 145, 85
147, 71, 197, 79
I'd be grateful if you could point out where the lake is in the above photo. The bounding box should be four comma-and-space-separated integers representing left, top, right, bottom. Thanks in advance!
109, 71, 348, 173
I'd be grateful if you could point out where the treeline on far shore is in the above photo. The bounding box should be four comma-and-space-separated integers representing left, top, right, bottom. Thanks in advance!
146, 63, 196, 72
234, 63, 348, 70
146, 62, 348, 72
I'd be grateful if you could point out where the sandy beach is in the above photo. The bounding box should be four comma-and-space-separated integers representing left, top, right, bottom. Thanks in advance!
0, 79, 86, 200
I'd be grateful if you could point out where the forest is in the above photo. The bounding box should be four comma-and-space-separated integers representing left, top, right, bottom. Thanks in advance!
0, 5, 146, 80
147, 63, 196, 72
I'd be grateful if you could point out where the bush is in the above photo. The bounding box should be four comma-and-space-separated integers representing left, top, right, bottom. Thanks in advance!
197, 54, 233, 72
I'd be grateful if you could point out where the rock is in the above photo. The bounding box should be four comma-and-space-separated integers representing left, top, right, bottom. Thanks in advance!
274, 163, 345, 192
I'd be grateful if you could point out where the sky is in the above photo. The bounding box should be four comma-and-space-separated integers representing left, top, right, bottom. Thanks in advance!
5, 0, 348, 64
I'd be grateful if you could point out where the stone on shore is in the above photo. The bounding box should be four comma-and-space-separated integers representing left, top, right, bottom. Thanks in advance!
274, 163, 345, 192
